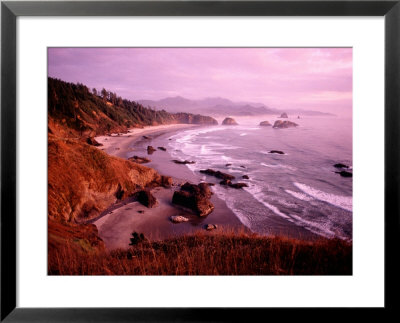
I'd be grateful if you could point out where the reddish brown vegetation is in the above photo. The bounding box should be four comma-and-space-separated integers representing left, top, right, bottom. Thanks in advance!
48, 134, 162, 223
48, 230, 352, 275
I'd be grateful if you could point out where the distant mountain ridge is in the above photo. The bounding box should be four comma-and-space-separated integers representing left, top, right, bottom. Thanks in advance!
139, 96, 335, 117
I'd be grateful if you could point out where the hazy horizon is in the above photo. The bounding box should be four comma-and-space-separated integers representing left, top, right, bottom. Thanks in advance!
48, 48, 352, 117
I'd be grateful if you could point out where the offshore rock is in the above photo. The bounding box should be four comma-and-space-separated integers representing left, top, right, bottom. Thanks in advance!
222, 117, 238, 125
273, 120, 298, 129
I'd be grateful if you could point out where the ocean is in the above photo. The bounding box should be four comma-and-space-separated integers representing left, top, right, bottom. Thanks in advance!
167, 115, 353, 240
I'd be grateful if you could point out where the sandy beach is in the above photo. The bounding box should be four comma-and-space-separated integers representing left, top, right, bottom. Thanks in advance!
93, 124, 246, 250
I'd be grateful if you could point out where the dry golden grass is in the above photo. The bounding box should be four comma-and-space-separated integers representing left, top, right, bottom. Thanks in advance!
48, 229, 352, 275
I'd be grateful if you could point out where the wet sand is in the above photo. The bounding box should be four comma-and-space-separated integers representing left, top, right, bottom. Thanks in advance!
94, 124, 246, 250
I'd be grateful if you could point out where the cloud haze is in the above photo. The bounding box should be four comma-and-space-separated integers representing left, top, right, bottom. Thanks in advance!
48, 47, 352, 116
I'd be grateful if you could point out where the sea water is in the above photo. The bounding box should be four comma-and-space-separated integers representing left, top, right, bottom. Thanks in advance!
167, 115, 353, 240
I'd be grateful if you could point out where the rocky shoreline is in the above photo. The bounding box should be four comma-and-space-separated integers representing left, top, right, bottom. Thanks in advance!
93, 124, 247, 249
91, 119, 351, 249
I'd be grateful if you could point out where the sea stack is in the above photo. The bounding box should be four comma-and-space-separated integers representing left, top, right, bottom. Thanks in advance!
259, 121, 272, 126
172, 182, 214, 217
222, 117, 238, 125
273, 120, 298, 129
279, 112, 288, 118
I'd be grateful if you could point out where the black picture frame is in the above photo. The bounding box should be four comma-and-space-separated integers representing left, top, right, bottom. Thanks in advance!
1, 0, 399, 321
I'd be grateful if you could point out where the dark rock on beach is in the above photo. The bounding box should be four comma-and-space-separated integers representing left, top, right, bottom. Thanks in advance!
136, 190, 157, 208
269, 150, 284, 155
142, 135, 151, 139
158, 146, 167, 151
334, 163, 349, 169
172, 182, 214, 217
170, 215, 189, 223
128, 155, 151, 164
228, 182, 248, 189
220, 179, 248, 189
172, 159, 195, 164
273, 120, 298, 129
336, 170, 352, 178
242, 175, 249, 179
220, 179, 232, 186
222, 117, 238, 125
279, 112, 288, 118
200, 169, 235, 181
259, 121, 272, 126
147, 146, 156, 154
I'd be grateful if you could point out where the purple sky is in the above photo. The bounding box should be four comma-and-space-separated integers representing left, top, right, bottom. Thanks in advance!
48, 48, 352, 116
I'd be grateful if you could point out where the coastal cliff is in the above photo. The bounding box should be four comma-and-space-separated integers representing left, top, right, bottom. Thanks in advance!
48, 135, 162, 223
48, 78, 217, 256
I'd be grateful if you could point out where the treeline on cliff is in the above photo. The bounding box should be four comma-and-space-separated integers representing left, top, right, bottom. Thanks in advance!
48, 77, 217, 137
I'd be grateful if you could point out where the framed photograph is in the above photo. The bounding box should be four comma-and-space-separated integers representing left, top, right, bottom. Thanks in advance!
1, 0, 399, 321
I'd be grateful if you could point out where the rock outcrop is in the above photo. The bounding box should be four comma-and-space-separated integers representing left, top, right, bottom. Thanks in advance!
273, 120, 298, 129
269, 150, 285, 154
136, 190, 157, 208
259, 121, 272, 126
200, 169, 235, 181
170, 215, 189, 223
157, 146, 167, 151
279, 112, 288, 118
336, 171, 352, 178
172, 182, 214, 217
173, 113, 218, 125
86, 137, 103, 146
128, 156, 151, 164
147, 146, 156, 154
334, 163, 349, 169
220, 179, 248, 189
172, 159, 196, 165
222, 117, 238, 125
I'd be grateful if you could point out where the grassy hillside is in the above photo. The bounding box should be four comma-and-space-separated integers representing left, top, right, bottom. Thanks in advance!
48, 230, 352, 275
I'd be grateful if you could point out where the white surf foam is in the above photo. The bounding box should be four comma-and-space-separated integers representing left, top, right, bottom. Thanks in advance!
240, 133, 247, 136
287, 213, 336, 239
261, 163, 296, 171
221, 155, 232, 161
294, 182, 352, 212
211, 186, 252, 228
244, 185, 291, 220
285, 189, 314, 202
